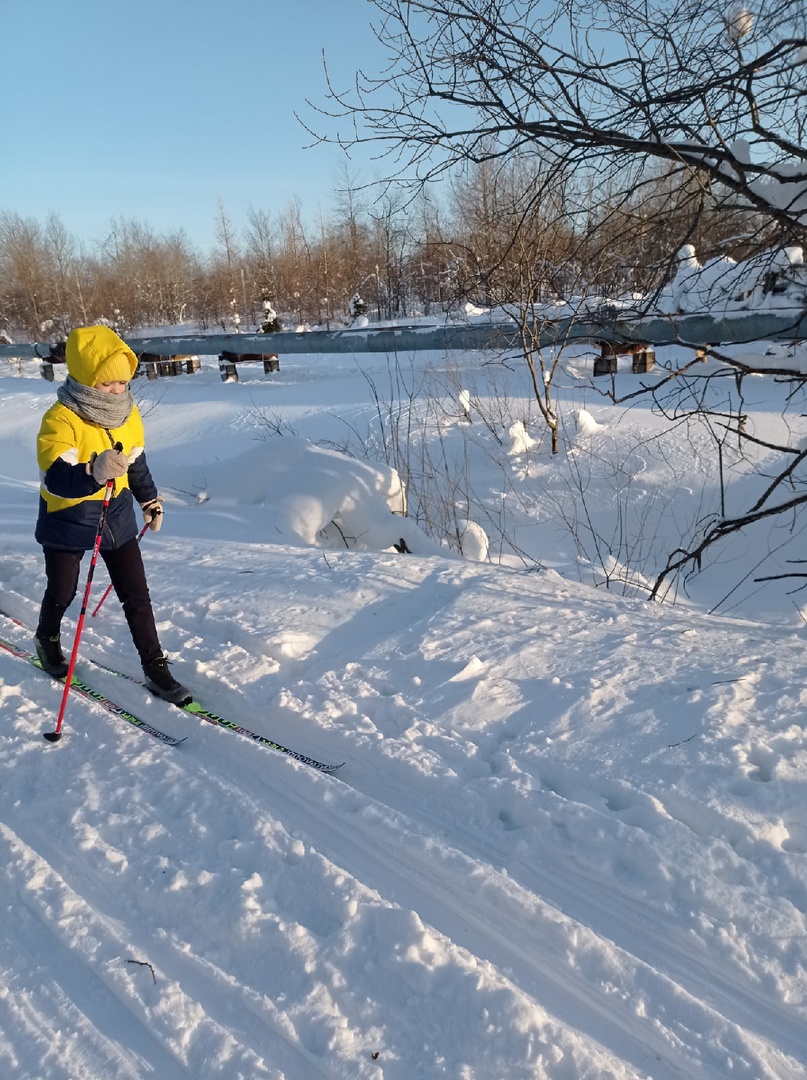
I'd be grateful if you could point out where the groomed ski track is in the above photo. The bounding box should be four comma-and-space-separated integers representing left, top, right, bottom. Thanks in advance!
2, 711, 802, 1080
1, 548, 806, 1080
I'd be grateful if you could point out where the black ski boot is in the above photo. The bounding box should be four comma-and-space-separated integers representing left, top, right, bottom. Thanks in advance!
35, 634, 69, 678
142, 656, 192, 706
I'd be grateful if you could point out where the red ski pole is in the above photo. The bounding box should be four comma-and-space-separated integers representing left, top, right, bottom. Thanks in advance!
91, 521, 148, 618
44, 470, 118, 744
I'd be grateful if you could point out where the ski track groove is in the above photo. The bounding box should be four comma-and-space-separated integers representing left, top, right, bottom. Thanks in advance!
2, 592, 806, 1077
0, 815, 327, 1080
351, 762, 807, 1067
0, 823, 196, 1080
5, 689, 803, 1078
7, 745, 678, 1080
245, 762, 804, 1080
132, 727, 804, 1080
3, 699, 687, 1080
245, 578, 807, 1071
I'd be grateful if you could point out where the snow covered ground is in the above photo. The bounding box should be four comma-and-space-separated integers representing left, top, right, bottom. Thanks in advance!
1, 339, 806, 1079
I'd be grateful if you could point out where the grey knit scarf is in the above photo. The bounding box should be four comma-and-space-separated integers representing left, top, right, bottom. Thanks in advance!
57, 375, 134, 430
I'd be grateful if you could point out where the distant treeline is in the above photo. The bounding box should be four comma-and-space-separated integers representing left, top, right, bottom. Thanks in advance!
0, 163, 762, 341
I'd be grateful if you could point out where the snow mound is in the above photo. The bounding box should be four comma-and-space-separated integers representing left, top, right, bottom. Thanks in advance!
660, 243, 807, 314
456, 520, 489, 561
574, 409, 605, 436
508, 421, 537, 454
161, 437, 442, 555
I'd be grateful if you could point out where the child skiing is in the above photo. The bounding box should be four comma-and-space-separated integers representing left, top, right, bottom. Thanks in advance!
34, 324, 191, 706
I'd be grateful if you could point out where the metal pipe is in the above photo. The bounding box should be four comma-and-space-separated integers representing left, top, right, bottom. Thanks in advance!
1, 311, 806, 360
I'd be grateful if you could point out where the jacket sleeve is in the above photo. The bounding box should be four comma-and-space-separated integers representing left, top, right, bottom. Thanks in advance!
127, 448, 158, 505
38, 410, 101, 501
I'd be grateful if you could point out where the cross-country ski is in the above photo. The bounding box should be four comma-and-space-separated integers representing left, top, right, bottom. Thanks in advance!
0, 631, 184, 746
1, 609, 341, 773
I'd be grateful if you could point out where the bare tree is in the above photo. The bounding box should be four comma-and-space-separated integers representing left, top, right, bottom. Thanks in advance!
273, 198, 318, 324
0, 212, 50, 337
310, 0, 807, 598
208, 201, 246, 331
331, 162, 374, 307
316, 0, 806, 248
91, 218, 201, 330
368, 189, 413, 319
244, 206, 278, 312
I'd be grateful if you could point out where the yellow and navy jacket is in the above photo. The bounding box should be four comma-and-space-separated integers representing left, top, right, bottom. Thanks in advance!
36, 403, 158, 551
35, 327, 158, 552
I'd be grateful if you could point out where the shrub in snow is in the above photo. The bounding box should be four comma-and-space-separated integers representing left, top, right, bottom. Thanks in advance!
260, 299, 282, 335
349, 293, 368, 318
351, 296, 365, 316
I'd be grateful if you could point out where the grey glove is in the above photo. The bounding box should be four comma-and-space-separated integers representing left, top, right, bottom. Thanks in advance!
89, 447, 129, 484
141, 498, 163, 532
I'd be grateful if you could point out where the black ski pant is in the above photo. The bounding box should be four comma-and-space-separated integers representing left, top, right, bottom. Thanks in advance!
36, 536, 162, 665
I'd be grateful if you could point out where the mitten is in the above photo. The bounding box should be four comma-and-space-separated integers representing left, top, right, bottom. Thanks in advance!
141, 498, 163, 532
89, 447, 129, 484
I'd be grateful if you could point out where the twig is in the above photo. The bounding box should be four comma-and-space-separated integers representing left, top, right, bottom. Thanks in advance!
126, 959, 157, 983
668, 733, 699, 748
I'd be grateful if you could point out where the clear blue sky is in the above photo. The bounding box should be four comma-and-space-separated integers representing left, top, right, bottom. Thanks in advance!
2, 0, 389, 252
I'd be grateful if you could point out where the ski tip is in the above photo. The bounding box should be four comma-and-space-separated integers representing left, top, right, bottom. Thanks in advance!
42, 731, 62, 744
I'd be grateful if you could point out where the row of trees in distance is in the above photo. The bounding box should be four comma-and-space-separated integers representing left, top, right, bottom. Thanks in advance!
0, 157, 762, 344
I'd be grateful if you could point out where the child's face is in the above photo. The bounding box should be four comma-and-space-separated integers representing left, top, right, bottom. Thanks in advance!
96, 381, 128, 395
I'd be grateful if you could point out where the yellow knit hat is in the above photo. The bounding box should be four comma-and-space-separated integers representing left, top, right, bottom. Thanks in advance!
65, 326, 138, 387
93, 349, 135, 386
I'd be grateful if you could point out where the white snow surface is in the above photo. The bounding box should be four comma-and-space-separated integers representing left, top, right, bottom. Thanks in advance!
661, 243, 807, 315
1, 339, 806, 1080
